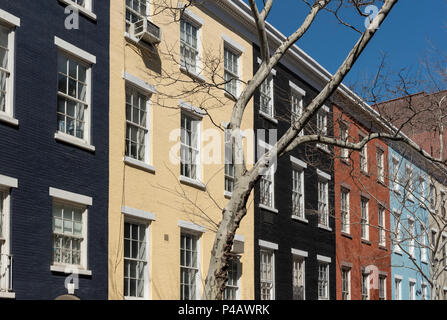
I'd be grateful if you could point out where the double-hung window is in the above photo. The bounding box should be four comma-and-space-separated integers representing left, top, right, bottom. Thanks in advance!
57, 53, 90, 141
125, 86, 149, 163
224, 257, 240, 300
404, 165, 414, 201
377, 148, 384, 183
420, 225, 427, 263
394, 278, 401, 300
392, 157, 400, 193
180, 19, 200, 74
224, 47, 240, 97
379, 275, 386, 300
292, 168, 305, 219
180, 232, 199, 300
316, 108, 328, 151
318, 179, 329, 228
260, 167, 274, 209
0, 22, 16, 119
125, 0, 148, 32
180, 112, 201, 181
341, 268, 350, 300
421, 283, 428, 300
0, 187, 12, 293
429, 184, 436, 210
260, 249, 274, 300
292, 255, 305, 300
408, 219, 415, 257
378, 206, 386, 247
361, 197, 369, 241
290, 84, 305, 135
318, 262, 329, 300
359, 135, 368, 173
361, 272, 370, 300
260, 75, 274, 118
409, 281, 415, 300
52, 203, 86, 268
224, 128, 235, 194
393, 211, 402, 253
340, 188, 350, 234
124, 221, 148, 299
339, 123, 349, 160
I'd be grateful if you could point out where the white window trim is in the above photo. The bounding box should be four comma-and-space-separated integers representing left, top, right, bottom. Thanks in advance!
259, 239, 278, 251
409, 279, 416, 300
290, 156, 307, 169
179, 100, 206, 118
361, 197, 369, 241
341, 188, 350, 234
341, 267, 351, 300
58, 0, 97, 21
405, 164, 415, 201
289, 81, 306, 97
394, 275, 402, 300
291, 163, 305, 221
0, 14, 19, 125
0, 174, 18, 189
180, 229, 202, 300
359, 133, 368, 173
317, 169, 331, 181
123, 71, 157, 94
317, 261, 330, 300
122, 206, 156, 221
292, 252, 306, 300
259, 247, 276, 300
408, 217, 415, 257
362, 272, 370, 300
291, 248, 308, 257
178, 220, 206, 234
179, 10, 204, 81
222, 34, 244, 53
393, 210, 402, 254
54, 37, 96, 64
317, 254, 331, 263
49, 187, 92, 206
258, 141, 276, 212
223, 43, 242, 99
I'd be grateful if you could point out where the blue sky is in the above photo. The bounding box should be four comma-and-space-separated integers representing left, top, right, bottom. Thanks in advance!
245, 0, 447, 93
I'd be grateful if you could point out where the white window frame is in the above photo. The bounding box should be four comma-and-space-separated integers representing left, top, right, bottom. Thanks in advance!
408, 217, 415, 258
224, 127, 235, 196
291, 157, 306, 221
291, 249, 307, 300
420, 224, 428, 263
259, 74, 274, 119
393, 210, 402, 253
0, 11, 20, 126
379, 275, 387, 300
405, 165, 415, 201
376, 148, 384, 183
223, 256, 241, 300
260, 248, 275, 300
394, 276, 402, 300
180, 110, 202, 182
361, 271, 370, 300
258, 140, 276, 212
392, 156, 400, 193
123, 218, 151, 300
429, 183, 436, 210
361, 197, 369, 241
59, 0, 96, 21
317, 169, 331, 230
180, 230, 201, 300
378, 206, 386, 247
341, 267, 351, 300
125, 0, 149, 33
180, 14, 202, 77
339, 122, 349, 159
409, 279, 416, 300
317, 258, 330, 300
289, 81, 305, 136
223, 43, 241, 98
421, 282, 428, 300
316, 106, 329, 151
340, 188, 350, 234
359, 134, 368, 173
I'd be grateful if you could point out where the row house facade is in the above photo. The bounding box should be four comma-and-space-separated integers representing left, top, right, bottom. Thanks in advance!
0, 0, 110, 299
333, 104, 391, 300
108, 0, 255, 300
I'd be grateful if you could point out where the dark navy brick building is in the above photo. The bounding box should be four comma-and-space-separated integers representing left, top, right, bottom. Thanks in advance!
253, 45, 336, 300
0, 0, 109, 299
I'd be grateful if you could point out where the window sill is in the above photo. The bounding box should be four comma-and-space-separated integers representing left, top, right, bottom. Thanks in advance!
0, 113, 19, 127
54, 132, 95, 152
318, 224, 332, 232
124, 156, 155, 174
259, 111, 278, 124
124, 296, 149, 301
259, 203, 279, 214
316, 144, 331, 154
50, 265, 92, 276
0, 292, 15, 299
341, 232, 352, 239
179, 175, 206, 190
340, 158, 351, 166
291, 215, 308, 224
394, 248, 402, 255
58, 0, 97, 21
224, 91, 239, 101
379, 245, 387, 251
361, 239, 371, 246
179, 66, 206, 83
224, 190, 233, 199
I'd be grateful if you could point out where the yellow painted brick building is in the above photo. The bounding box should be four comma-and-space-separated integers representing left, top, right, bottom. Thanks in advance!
109, 0, 254, 300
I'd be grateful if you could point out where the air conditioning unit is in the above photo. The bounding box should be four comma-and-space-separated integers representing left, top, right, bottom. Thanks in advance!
130, 19, 161, 45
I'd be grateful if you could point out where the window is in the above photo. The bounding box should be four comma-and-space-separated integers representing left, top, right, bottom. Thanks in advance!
341, 268, 350, 300
180, 233, 199, 300
224, 257, 240, 300
316, 109, 328, 150
394, 211, 402, 252
377, 148, 384, 183
378, 206, 386, 247
361, 198, 369, 241
260, 166, 274, 209
292, 168, 305, 219
260, 249, 274, 300
57, 53, 90, 141
224, 47, 240, 97
52, 203, 86, 268
180, 112, 201, 180
409, 281, 415, 300
379, 275, 386, 300
359, 135, 368, 173
290, 89, 304, 136
318, 263, 329, 300
0, 24, 14, 117
361, 272, 370, 300
318, 180, 329, 228
394, 278, 401, 300
126, 0, 147, 32
124, 221, 148, 299
180, 19, 200, 74
408, 219, 415, 257
417, 176, 425, 200
339, 123, 349, 159
224, 129, 234, 194
0, 189, 12, 293
340, 188, 350, 234
421, 283, 428, 300
431, 230, 437, 261
292, 255, 305, 300
429, 184, 436, 210
404, 165, 414, 201
125, 86, 150, 162
259, 75, 274, 117
71, 0, 92, 9
392, 157, 400, 192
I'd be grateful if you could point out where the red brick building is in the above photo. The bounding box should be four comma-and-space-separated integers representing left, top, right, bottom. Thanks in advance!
333, 103, 392, 300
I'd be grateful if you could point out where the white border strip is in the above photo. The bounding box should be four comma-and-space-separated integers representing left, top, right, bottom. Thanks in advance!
49, 187, 92, 206
259, 239, 278, 250
234, 234, 245, 242
123, 71, 157, 94
289, 81, 306, 96
122, 206, 156, 221
256, 57, 276, 76
0, 174, 18, 188
222, 34, 244, 53
0, 8, 20, 27
291, 248, 308, 257
179, 3, 204, 26
290, 156, 307, 169
54, 36, 96, 64
178, 220, 206, 233
317, 169, 331, 181
316, 254, 331, 263
179, 100, 206, 117
394, 274, 403, 280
